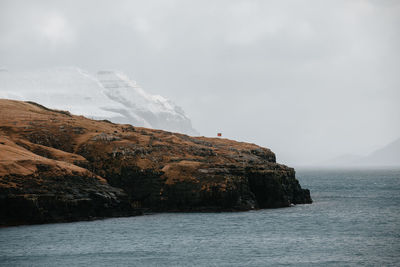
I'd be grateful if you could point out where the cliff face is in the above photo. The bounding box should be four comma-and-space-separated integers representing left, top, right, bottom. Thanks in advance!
0, 99, 311, 226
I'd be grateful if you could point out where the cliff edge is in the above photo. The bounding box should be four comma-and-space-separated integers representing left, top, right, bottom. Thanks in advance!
0, 99, 311, 226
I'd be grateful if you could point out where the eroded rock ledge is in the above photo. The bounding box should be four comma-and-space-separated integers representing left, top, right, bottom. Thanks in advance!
0, 99, 311, 226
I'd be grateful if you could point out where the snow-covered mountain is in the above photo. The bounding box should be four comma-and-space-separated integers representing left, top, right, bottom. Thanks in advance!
0, 67, 198, 135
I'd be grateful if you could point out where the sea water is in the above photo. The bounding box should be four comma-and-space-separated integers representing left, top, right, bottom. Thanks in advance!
0, 169, 399, 266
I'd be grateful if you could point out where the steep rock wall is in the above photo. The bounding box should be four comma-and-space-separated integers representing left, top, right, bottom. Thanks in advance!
0, 99, 311, 226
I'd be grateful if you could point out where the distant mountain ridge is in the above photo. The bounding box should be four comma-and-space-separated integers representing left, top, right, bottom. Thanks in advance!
0, 67, 198, 135
357, 138, 400, 166
318, 138, 400, 167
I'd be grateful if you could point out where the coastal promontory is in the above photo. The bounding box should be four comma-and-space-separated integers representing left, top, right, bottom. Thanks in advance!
0, 99, 311, 226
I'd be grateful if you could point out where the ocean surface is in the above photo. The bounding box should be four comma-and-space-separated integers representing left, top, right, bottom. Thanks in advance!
1, 169, 399, 266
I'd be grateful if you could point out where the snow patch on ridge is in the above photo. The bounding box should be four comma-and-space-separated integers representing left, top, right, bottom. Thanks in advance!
0, 67, 198, 135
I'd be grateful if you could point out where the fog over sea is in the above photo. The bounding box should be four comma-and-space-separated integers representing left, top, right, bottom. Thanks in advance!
1, 169, 399, 266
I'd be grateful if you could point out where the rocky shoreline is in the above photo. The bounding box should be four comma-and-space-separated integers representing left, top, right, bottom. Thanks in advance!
0, 99, 311, 226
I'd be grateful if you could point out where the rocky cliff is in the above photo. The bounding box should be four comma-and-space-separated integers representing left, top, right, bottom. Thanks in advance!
0, 99, 311, 226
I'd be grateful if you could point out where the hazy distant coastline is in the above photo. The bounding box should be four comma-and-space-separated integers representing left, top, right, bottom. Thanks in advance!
300, 138, 400, 169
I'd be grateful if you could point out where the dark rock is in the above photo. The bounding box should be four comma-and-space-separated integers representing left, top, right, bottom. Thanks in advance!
0, 99, 312, 226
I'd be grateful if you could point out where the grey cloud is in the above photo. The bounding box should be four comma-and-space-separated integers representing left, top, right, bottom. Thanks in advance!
0, 0, 399, 165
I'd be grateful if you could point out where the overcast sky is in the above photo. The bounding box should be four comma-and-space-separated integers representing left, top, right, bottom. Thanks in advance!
1, 0, 399, 165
